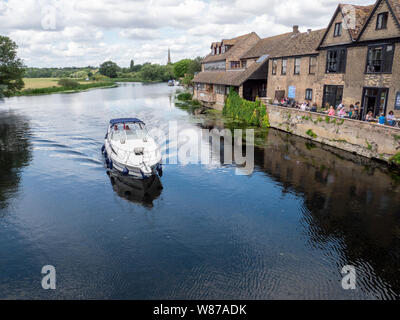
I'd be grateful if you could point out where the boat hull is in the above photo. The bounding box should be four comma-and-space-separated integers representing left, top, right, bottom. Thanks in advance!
103, 140, 162, 179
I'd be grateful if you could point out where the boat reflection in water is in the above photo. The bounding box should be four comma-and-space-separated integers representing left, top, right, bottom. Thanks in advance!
107, 170, 163, 207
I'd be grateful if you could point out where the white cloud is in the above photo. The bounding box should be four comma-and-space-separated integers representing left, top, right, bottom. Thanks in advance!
0, 0, 376, 67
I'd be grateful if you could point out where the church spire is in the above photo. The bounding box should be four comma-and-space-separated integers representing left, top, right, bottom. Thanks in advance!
167, 48, 172, 65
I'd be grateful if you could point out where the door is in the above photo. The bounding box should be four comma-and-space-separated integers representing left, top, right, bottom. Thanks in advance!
362, 87, 389, 119
323, 85, 343, 109
274, 90, 285, 102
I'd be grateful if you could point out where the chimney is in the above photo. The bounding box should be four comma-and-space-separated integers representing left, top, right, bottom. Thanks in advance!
307, 29, 312, 34
293, 25, 299, 33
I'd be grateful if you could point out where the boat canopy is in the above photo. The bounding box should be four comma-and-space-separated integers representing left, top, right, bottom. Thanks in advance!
109, 118, 145, 126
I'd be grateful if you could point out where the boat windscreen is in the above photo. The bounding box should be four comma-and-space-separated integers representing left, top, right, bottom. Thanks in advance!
111, 122, 148, 141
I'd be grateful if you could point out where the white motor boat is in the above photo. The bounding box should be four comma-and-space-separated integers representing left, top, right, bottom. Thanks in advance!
102, 118, 162, 179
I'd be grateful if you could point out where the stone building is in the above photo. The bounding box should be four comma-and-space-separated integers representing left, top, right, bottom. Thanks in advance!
317, 0, 400, 118
193, 32, 268, 110
241, 27, 326, 106
194, 0, 400, 117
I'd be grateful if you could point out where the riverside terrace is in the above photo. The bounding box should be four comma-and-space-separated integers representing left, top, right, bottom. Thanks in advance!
193, 0, 400, 118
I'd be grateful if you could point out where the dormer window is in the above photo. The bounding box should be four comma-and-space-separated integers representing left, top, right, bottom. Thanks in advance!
218, 46, 221, 54
376, 12, 388, 30
334, 23, 342, 37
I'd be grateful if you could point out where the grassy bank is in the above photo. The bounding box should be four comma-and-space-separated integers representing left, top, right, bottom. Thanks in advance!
13, 78, 118, 96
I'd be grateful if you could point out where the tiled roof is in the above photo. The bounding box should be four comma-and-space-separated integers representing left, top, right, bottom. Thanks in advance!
241, 29, 326, 60
388, 0, 400, 24
193, 59, 268, 86
202, 32, 260, 63
340, 4, 375, 40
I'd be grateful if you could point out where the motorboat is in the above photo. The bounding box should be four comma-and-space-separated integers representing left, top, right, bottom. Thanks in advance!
168, 80, 175, 86
102, 118, 162, 179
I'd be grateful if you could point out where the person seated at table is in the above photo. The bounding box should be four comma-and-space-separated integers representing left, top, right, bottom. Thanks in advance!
300, 102, 308, 111
310, 103, 317, 112
365, 111, 375, 121
328, 106, 336, 116
348, 105, 354, 118
378, 113, 386, 125
338, 105, 347, 118
387, 111, 396, 126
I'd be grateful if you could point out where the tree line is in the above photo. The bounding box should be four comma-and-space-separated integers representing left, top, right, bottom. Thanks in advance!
1, 34, 202, 97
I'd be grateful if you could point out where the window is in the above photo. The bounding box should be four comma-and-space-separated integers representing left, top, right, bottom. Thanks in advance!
366, 44, 394, 73
195, 83, 205, 91
326, 48, 347, 73
309, 56, 317, 74
305, 89, 313, 100
241, 60, 247, 69
281, 59, 287, 75
272, 59, 278, 75
230, 61, 241, 69
376, 12, 388, 30
334, 23, 342, 37
294, 58, 301, 75
214, 85, 225, 94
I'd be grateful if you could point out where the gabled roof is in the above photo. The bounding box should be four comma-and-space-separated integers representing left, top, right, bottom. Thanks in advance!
388, 0, 400, 24
241, 29, 325, 60
193, 58, 268, 86
357, 0, 400, 40
318, 3, 374, 48
202, 32, 260, 63
346, 4, 375, 39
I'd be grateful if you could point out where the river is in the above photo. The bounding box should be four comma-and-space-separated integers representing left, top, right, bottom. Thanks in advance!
1, 82, 400, 299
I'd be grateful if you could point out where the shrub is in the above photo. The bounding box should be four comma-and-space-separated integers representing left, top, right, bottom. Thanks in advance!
306, 129, 317, 138
58, 78, 80, 89
223, 88, 269, 128
177, 92, 192, 101
390, 152, 400, 166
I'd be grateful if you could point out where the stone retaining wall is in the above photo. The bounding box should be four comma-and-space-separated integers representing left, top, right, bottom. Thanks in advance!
267, 104, 400, 163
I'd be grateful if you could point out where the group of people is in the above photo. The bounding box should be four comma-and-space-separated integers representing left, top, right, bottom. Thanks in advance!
278, 97, 398, 127
326, 102, 361, 120
327, 103, 397, 126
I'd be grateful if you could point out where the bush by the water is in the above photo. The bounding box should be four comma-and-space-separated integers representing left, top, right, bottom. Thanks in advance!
223, 88, 270, 128
58, 78, 80, 89
177, 92, 192, 101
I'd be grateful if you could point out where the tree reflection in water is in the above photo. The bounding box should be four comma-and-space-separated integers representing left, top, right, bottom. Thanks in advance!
0, 111, 32, 212
256, 129, 400, 298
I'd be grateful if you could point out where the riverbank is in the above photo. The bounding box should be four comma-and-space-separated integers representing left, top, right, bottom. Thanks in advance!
13, 80, 118, 97
265, 104, 400, 167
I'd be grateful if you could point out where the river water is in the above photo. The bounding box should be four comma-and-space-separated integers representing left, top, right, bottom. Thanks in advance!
1, 82, 400, 300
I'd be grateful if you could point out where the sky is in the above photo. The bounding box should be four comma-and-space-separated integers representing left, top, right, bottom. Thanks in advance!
0, 0, 376, 68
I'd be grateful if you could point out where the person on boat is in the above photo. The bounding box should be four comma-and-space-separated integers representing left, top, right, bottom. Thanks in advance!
114, 125, 118, 130
125, 125, 130, 130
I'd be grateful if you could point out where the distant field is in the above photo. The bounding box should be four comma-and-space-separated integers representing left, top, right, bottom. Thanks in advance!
23, 78, 60, 89
23, 78, 96, 89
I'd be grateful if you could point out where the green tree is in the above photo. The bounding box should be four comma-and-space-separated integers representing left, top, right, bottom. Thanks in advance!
173, 59, 191, 78
188, 57, 202, 75
129, 60, 135, 72
0, 36, 25, 97
99, 61, 119, 78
